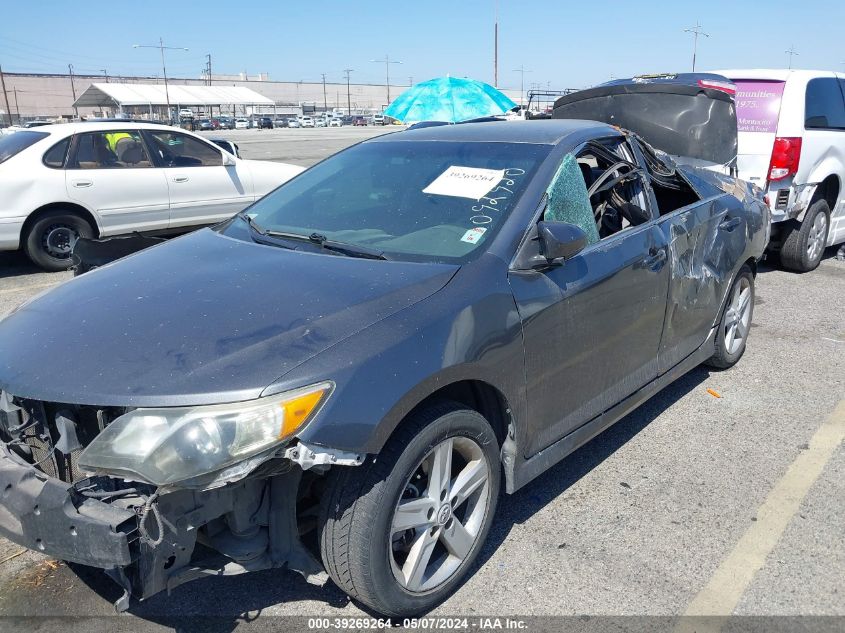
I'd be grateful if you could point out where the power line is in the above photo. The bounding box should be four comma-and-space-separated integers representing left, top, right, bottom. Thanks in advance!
133, 38, 189, 119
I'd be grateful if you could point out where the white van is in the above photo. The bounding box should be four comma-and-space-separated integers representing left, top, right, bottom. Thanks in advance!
713, 69, 845, 271
554, 70, 845, 271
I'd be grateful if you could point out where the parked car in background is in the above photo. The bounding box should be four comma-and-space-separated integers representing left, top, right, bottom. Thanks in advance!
196, 119, 214, 131
299, 116, 315, 128
710, 69, 845, 271
0, 120, 55, 136
258, 117, 274, 129
234, 118, 250, 129
555, 71, 845, 272
371, 114, 385, 125
178, 109, 194, 119
315, 117, 327, 127
353, 116, 367, 126
0, 120, 767, 618
274, 118, 289, 128
0, 122, 303, 270
216, 116, 235, 130
329, 117, 343, 127
287, 118, 301, 128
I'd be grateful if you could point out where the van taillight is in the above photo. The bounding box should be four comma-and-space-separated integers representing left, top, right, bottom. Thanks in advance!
768, 137, 802, 181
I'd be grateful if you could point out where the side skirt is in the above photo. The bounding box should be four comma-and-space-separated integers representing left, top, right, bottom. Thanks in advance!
504, 327, 716, 494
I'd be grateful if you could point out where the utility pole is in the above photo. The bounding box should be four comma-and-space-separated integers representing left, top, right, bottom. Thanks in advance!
786, 45, 799, 69
370, 54, 402, 108
683, 21, 709, 72
68, 64, 78, 118
13, 87, 20, 120
343, 68, 353, 114
133, 38, 189, 121
0, 64, 12, 127
205, 54, 212, 85
321, 73, 328, 112
100, 69, 109, 83
408, 76, 414, 86
493, 0, 499, 87
513, 65, 531, 107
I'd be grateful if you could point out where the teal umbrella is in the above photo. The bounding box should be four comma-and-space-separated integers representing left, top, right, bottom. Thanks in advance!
385, 76, 517, 124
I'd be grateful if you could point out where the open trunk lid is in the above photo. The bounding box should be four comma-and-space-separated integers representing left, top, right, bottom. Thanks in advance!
552, 73, 738, 171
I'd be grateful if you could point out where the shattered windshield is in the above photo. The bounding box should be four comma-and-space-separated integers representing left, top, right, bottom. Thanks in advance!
225, 140, 551, 263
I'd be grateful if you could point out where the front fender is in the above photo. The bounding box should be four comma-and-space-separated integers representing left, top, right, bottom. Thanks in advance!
266, 256, 527, 454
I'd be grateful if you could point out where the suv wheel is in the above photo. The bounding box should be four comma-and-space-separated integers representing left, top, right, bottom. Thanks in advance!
24, 209, 94, 272
780, 199, 830, 272
706, 265, 754, 369
319, 402, 500, 617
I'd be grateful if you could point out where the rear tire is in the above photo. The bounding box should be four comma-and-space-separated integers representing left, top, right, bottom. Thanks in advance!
780, 199, 830, 272
24, 210, 94, 272
706, 265, 755, 370
319, 402, 500, 617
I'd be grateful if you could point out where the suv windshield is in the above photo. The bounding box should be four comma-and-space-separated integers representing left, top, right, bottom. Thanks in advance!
226, 139, 551, 263
0, 130, 50, 164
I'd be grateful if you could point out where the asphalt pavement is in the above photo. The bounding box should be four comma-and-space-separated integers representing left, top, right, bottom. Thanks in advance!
0, 127, 842, 629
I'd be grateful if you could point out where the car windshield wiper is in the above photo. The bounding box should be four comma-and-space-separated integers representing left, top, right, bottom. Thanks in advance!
264, 230, 389, 260
237, 211, 266, 236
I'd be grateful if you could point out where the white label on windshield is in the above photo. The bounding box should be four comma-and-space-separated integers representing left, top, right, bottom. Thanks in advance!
460, 227, 487, 243
423, 166, 505, 200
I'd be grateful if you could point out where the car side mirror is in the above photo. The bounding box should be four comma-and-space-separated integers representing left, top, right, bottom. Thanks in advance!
222, 152, 236, 166
535, 221, 589, 264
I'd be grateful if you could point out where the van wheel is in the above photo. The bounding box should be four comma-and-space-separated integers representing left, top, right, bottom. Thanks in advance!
319, 402, 500, 617
780, 199, 830, 272
24, 210, 94, 272
706, 265, 754, 370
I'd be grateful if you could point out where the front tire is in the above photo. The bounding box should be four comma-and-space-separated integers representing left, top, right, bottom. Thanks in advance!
319, 402, 500, 617
706, 265, 755, 369
24, 210, 95, 272
780, 199, 830, 272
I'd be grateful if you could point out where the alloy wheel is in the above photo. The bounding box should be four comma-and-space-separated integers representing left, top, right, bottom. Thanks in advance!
389, 436, 491, 593
806, 211, 828, 262
723, 277, 752, 355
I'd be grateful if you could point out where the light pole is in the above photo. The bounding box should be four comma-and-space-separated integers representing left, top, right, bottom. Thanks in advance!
321, 73, 328, 112
370, 55, 402, 108
786, 45, 799, 69
493, 0, 498, 87
133, 38, 188, 121
100, 69, 109, 83
68, 64, 78, 118
343, 68, 353, 115
513, 65, 531, 108
683, 21, 709, 72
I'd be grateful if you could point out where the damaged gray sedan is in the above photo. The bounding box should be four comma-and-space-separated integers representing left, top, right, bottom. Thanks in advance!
0, 120, 769, 617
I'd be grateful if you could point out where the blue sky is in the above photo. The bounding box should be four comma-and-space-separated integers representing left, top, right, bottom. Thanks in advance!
1, 0, 843, 89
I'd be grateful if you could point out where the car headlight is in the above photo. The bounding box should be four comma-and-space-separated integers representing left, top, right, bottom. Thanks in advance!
78, 381, 333, 486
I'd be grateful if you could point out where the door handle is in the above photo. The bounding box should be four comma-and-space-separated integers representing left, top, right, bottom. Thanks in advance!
719, 216, 741, 231
71, 179, 93, 188
172, 175, 189, 183
643, 246, 667, 268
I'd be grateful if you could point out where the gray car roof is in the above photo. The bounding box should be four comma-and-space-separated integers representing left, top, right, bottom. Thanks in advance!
372, 119, 621, 145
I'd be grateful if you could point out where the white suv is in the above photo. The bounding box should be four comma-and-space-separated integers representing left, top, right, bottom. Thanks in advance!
0, 122, 303, 270
714, 69, 845, 271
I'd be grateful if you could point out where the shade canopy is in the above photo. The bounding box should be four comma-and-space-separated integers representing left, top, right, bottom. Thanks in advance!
73, 83, 274, 108
384, 77, 517, 123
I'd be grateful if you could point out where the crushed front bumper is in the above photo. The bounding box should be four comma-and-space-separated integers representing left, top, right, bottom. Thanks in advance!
0, 446, 136, 568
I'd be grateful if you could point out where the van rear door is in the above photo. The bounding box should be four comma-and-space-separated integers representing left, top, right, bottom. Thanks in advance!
731, 79, 786, 186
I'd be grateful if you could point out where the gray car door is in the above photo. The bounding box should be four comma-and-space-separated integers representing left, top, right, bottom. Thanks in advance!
509, 145, 671, 457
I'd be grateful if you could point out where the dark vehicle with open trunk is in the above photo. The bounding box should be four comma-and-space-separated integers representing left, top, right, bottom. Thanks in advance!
0, 120, 768, 616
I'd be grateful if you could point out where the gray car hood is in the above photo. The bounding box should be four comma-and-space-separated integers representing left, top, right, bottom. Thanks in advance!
0, 229, 457, 407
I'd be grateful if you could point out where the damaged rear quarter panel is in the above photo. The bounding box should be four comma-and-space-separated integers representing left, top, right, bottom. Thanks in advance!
655, 185, 756, 373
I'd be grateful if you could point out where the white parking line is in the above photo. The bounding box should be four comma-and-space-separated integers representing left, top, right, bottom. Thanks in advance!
676, 399, 845, 629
